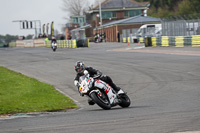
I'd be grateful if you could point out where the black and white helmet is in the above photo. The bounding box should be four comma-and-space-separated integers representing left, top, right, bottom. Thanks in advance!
74, 61, 85, 74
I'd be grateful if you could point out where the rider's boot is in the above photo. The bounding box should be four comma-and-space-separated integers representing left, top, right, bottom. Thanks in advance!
117, 88, 125, 95
110, 82, 121, 93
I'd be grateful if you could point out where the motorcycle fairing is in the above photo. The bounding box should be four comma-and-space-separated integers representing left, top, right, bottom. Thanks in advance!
94, 80, 117, 105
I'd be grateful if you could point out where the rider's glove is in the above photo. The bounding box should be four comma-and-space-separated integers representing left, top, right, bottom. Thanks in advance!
74, 80, 84, 96
74, 80, 79, 86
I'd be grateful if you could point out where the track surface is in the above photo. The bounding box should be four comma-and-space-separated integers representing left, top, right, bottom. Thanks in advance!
1, 43, 200, 133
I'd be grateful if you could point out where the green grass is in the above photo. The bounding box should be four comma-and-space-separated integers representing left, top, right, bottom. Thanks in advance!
0, 66, 77, 115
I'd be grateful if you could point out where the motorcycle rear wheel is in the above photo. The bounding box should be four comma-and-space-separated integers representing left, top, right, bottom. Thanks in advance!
90, 91, 111, 110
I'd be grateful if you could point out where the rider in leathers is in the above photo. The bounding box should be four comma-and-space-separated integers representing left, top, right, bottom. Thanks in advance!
74, 61, 123, 105
51, 36, 57, 49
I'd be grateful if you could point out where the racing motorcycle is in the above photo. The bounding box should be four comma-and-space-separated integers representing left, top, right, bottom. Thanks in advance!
51, 42, 57, 52
78, 71, 131, 110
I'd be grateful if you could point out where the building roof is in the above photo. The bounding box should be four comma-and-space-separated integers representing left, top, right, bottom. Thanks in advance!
71, 24, 91, 32
96, 15, 161, 29
70, 15, 85, 18
92, 0, 149, 11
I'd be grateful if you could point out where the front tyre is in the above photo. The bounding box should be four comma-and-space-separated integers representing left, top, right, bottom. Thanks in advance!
90, 91, 111, 110
118, 94, 131, 108
53, 47, 56, 52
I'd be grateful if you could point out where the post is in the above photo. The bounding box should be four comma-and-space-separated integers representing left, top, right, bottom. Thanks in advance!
99, 1, 102, 26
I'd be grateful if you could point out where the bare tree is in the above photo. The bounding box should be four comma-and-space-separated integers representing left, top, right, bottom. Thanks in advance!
62, 0, 91, 16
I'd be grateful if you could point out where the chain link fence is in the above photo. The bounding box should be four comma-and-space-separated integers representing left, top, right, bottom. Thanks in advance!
162, 15, 200, 36
122, 28, 139, 43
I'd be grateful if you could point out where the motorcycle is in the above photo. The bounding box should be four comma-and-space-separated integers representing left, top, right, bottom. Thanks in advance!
51, 42, 57, 52
78, 71, 131, 110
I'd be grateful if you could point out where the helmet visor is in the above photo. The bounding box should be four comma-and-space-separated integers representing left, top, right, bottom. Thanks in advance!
75, 66, 83, 73
76, 68, 82, 72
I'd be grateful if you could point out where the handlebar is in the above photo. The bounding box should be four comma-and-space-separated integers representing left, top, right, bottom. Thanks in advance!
93, 74, 102, 79
84, 70, 102, 79
93, 70, 102, 79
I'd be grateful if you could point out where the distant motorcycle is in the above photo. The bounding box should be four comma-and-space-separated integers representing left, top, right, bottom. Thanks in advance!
51, 42, 57, 52
78, 71, 131, 110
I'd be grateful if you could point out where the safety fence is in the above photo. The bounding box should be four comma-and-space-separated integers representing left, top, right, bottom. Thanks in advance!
6, 39, 89, 48
162, 16, 200, 36
46, 40, 77, 48
121, 35, 200, 47
122, 36, 139, 43
145, 35, 200, 47
8, 42, 16, 47
45, 39, 89, 48
122, 28, 140, 43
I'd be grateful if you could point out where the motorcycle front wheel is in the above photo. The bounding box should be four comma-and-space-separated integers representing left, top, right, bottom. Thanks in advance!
90, 91, 111, 110
53, 48, 56, 52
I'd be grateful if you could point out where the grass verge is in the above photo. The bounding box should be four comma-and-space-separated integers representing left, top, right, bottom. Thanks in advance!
0, 66, 77, 115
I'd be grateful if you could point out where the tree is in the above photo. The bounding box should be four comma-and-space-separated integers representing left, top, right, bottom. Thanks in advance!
0, 34, 18, 44
26, 34, 34, 39
157, 6, 172, 18
62, 0, 91, 16
178, 0, 200, 16
136, 0, 200, 18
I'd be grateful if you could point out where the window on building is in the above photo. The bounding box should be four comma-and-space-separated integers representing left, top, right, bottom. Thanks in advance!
73, 18, 78, 23
102, 11, 111, 19
124, 11, 128, 17
136, 10, 142, 15
102, 11, 116, 19
129, 10, 134, 17
124, 10, 142, 17
112, 12, 116, 18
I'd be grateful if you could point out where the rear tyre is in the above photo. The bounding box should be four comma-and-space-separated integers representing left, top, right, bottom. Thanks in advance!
118, 94, 131, 108
90, 91, 111, 110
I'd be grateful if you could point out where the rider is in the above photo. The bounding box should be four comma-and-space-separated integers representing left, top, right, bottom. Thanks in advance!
51, 36, 57, 47
74, 61, 123, 105
51, 36, 57, 43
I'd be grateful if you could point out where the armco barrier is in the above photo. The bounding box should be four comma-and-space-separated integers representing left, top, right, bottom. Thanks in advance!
157, 37, 162, 46
161, 36, 169, 47
144, 37, 152, 47
175, 36, 184, 47
16, 40, 25, 47
151, 37, 157, 47
45, 39, 89, 48
192, 35, 200, 47
146, 36, 200, 47
127, 37, 130, 43
8, 39, 89, 48
122, 37, 131, 43
9, 42, 16, 47
16, 39, 45, 47
170, 36, 175, 46
76, 39, 89, 47
123, 38, 126, 43
46, 40, 76, 48
139, 37, 145, 43
184, 36, 191, 46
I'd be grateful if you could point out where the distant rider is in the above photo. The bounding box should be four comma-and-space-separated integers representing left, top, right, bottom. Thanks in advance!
51, 36, 57, 48
51, 36, 57, 44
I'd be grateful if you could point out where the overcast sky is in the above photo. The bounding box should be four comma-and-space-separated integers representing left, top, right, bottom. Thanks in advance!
0, 0, 96, 36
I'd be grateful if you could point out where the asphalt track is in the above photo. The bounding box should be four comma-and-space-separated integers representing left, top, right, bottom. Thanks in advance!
1, 43, 200, 133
